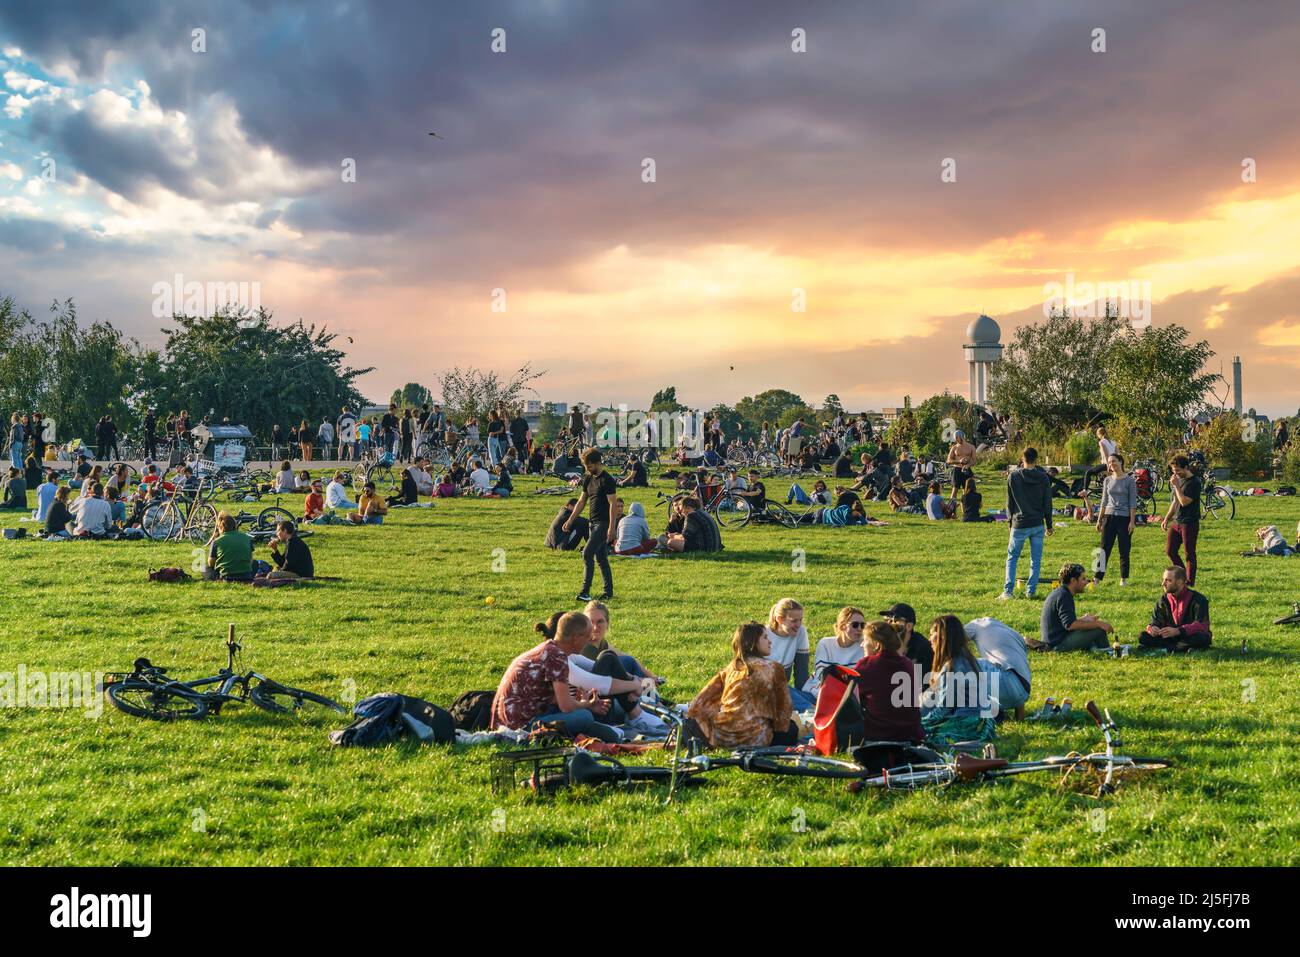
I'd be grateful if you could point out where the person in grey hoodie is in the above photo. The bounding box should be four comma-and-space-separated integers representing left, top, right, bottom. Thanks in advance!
999, 447, 1053, 599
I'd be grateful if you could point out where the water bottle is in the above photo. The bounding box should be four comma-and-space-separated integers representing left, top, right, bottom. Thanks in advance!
1240, 638, 1247, 656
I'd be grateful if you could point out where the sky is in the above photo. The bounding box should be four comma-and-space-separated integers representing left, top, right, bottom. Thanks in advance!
1, 0, 1298, 416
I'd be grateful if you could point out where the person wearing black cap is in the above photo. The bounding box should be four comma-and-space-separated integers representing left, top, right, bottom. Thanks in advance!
879, 602, 934, 680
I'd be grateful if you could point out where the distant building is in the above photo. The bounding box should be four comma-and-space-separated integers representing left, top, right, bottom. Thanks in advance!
880, 407, 904, 424
964, 314, 1003, 406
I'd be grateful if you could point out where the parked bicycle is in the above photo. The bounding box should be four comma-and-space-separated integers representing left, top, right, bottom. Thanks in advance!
101, 625, 346, 721
141, 479, 219, 543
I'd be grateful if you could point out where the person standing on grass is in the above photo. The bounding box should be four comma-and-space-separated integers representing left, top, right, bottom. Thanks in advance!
1094, 452, 1136, 586
1034, 562, 1113, 651
946, 430, 977, 498
298, 419, 313, 462
509, 406, 530, 461
1085, 426, 1117, 493
563, 448, 617, 601
1139, 566, 1211, 652
318, 417, 335, 460
1160, 454, 1201, 586
486, 406, 507, 467
1000, 446, 1053, 600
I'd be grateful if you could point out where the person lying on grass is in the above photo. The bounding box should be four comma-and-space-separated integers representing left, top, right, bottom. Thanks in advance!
1030, 562, 1114, 652
490, 610, 626, 743
763, 597, 814, 710
205, 511, 254, 582
1248, 524, 1295, 556
661, 495, 724, 552
1138, 566, 1211, 653
797, 489, 867, 526
921, 614, 997, 746
267, 519, 314, 580
537, 610, 666, 737
686, 621, 798, 749
348, 481, 388, 525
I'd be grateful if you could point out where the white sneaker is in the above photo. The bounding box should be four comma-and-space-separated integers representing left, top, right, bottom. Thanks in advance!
996, 591, 1014, 601
624, 712, 668, 737
1119, 579, 1128, 587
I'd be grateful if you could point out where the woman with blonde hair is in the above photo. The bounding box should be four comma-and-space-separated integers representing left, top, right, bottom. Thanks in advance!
764, 597, 813, 710
298, 419, 313, 462
805, 606, 867, 697
687, 622, 796, 748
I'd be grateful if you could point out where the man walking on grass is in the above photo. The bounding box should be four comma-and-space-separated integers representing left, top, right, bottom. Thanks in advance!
562, 447, 617, 602
1160, 454, 1201, 586
999, 446, 1053, 600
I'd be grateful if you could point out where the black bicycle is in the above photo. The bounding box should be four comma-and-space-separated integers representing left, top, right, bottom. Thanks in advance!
1274, 603, 1300, 626
102, 625, 346, 721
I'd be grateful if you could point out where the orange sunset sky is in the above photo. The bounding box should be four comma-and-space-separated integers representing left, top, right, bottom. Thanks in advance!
1, 1, 1298, 415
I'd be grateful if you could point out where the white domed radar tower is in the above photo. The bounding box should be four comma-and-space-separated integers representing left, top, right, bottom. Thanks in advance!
963, 313, 1002, 406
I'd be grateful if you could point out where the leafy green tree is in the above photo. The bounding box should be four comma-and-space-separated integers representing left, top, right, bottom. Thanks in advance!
987, 306, 1129, 437
390, 382, 433, 409
1100, 325, 1220, 434
821, 394, 844, 418
735, 389, 812, 439
152, 308, 371, 438
535, 402, 565, 443
434, 363, 544, 425
649, 386, 686, 415
909, 392, 980, 461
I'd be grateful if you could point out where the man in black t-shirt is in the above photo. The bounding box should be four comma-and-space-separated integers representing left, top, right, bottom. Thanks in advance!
733, 469, 767, 515
509, 409, 529, 456
1161, 454, 1202, 586
563, 448, 617, 600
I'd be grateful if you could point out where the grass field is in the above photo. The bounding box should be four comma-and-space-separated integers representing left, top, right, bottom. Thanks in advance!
2, 467, 1299, 866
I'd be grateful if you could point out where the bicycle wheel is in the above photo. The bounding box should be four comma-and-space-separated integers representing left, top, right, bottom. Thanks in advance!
109, 462, 141, 483
763, 502, 799, 529
428, 448, 451, 469
107, 680, 210, 720
714, 493, 751, 528
367, 465, 397, 492
256, 506, 294, 530
185, 502, 218, 543
142, 502, 182, 541
249, 681, 346, 716
1136, 493, 1157, 519
725, 446, 749, 467
1204, 485, 1234, 520
741, 752, 866, 779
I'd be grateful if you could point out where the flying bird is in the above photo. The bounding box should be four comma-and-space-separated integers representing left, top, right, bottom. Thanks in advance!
428, 132, 443, 139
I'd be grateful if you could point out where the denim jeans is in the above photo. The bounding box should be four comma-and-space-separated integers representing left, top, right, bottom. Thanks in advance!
530, 705, 623, 743
488, 436, 506, 466
1003, 523, 1045, 596
789, 685, 816, 712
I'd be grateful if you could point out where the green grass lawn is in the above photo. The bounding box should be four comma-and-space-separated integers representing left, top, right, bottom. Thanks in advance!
2, 468, 1299, 866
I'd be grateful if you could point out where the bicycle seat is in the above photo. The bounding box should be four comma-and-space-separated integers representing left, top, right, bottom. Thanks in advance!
132, 657, 165, 673
567, 751, 626, 786
952, 753, 1009, 780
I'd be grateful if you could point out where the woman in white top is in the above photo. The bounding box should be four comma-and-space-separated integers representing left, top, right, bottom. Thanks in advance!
764, 597, 813, 710
804, 606, 867, 696
1085, 426, 1117, 493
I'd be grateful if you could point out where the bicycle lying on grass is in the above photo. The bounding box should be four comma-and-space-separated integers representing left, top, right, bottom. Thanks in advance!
101, 625, 346, 721
1274, 603, 1300, 626
491, 700, 1170, 802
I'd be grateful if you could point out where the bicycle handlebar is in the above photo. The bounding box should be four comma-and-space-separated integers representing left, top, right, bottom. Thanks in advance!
1085, 700, 1104, 726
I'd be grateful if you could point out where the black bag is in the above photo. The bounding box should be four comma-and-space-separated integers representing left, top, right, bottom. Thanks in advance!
1277, 486, 1296, 496
329, 692, 455, 747
3, 528, 26, 539
449, 690, 495, 731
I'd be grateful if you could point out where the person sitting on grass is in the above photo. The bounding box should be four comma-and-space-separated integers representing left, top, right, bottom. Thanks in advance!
32, 469, 59, 522
1138, 566, 1211, 653
386, 467, 419, 507
853, 620, 923, 743
465, 458, 492, 495
732, 469, 768, 515
275, 460, 296, 493
348, 481, 388, 525
537, 610, 666, 737
106, 485, 127, 527
1031, 562, 1114, 652
526, 444, 547, 475
409, 459, 434, 496
663, 496, 724, 552
72, 482, 113, 537
490, 611, 625, 743
546, 497, 590, 551
686, 621, 798, 748
613, 500, 655, 555
1, 466, 28, 510
805, 606, 869, 698
44, 485, 73, 538
924, 481, 948, 520
303, 479, 326, 521
580, 599, 664, 686
206, 511, 254, 582
326, 472, 357, 511
963, 616, 1032, 720
617, 457, 649, 488
961, 477, 990, 522
764, 597, 814, 711
877, 601, 935, 679
267, 520, 314, 580
921, 614, 996, 746
489, 462, 513, 498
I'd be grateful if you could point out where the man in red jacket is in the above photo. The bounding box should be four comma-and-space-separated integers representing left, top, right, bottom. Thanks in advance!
1139, 566, 1211, 652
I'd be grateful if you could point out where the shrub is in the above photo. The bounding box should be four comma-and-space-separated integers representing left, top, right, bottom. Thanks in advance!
1280, 440, 1300, 485
1189, 412, 1270, 477
1064, 431, 1098, 467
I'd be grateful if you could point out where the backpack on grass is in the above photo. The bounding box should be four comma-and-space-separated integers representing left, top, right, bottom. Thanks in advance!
449, 690, 495, 731
148, 567, 190, 583
329, 692, 455, 747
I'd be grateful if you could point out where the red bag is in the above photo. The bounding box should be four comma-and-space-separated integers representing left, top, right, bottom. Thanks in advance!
1134, 468, 1153, 498
812, 664, 865, 756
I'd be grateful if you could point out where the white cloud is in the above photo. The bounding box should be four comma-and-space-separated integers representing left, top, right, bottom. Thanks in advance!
1, 46, 22, 59
4, 70, 47, 94
4, 94, 31, 119
0, 161, 22, 181
23, 177, 44, 197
